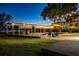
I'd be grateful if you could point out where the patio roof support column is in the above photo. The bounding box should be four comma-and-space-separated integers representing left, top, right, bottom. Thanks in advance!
12, 25, 14, 34
23, 28, 26, 35
37, 29, 39, 33
23, 24, 26, 35
40, 29, 41, 33
39, 28, 41, 33
18, 26, 20, 35
30, 29, 32, 33
43, 29, 44, 32
7, 25, 9, 34
34, 28, 36, 33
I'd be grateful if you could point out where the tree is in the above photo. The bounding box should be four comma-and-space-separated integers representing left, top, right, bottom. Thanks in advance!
65, 12, 78, 22
41, 3, 78, 23
0, 13, 12, 30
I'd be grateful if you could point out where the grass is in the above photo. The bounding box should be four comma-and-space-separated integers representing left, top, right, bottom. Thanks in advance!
0, 35, 57, 56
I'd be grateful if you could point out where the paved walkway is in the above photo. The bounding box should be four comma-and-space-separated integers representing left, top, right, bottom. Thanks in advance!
41, 33, 79, 40
41, 33, 79, 56
42, 40, 79, 56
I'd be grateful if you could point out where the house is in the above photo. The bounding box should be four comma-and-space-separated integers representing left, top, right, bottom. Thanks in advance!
6, 23, 54, 35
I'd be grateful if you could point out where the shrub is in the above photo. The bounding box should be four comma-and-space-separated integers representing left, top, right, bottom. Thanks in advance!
68, 28, 79, 33
52, 29, 60, 32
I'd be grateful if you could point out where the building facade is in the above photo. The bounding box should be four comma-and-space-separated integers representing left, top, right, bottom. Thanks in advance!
6, 23, 54, 35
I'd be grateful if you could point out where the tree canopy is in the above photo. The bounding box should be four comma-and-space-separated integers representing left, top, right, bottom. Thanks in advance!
41, 3, 78, 23
0, 13, 12, 30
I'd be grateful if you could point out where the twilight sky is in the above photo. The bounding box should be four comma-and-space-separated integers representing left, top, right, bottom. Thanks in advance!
0, 3, 52, 25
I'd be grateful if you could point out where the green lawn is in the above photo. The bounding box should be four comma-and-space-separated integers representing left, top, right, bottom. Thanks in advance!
0, 35, 57, 56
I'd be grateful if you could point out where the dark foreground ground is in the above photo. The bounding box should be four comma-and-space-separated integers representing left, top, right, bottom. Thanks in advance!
0, 35, 57, 56
42, 40, 79, 56
1, 33, 79, 56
